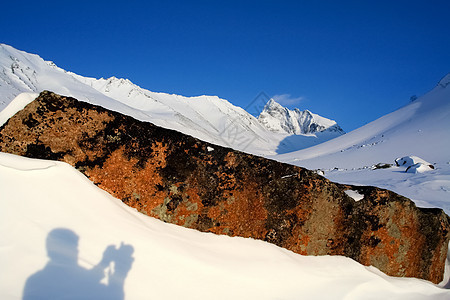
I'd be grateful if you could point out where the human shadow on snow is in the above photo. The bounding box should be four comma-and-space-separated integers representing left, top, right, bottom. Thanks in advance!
23, 228, 134, 300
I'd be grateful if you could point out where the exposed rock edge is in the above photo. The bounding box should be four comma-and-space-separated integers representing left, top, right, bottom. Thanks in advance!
1, 91, 449, 283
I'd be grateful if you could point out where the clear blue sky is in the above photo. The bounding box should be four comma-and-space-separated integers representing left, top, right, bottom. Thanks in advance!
2, 0, 449, 131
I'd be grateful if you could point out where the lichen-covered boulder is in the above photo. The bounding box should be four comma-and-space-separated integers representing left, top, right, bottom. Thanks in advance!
1, 91, 449, 283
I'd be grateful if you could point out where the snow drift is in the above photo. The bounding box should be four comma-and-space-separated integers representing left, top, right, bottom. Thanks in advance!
395, 156, 435, 173
1, 152, 450, 299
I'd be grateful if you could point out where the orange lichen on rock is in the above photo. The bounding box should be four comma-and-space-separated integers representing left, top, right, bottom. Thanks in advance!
1, 91, 449, 283
205, 178, 268, 239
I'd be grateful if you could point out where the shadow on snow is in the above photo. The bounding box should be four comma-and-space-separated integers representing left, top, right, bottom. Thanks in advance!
23, 228, 134, 300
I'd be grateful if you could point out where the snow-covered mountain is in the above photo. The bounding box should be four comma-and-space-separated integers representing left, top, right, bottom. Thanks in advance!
1, 44, 450, 299
273, 73, 450, 213
1, 43, 448, 212
258, 98, 344, 135
0, 44, 339, 156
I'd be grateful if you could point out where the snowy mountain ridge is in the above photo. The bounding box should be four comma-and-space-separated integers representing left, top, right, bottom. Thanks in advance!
258, 98, 344, 135
274, 72, 450, 165
438, 73, 450, 88
2, 43, 449, 214
0, 44, 340, 156
1, 44, 450, 299
273, 72, 450, 213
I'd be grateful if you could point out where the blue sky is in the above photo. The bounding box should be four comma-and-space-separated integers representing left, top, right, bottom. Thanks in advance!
2, 0, 449, 131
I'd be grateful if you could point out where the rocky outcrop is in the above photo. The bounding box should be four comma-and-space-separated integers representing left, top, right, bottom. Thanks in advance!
258, 98, 344, 135
1, 91, 449, 283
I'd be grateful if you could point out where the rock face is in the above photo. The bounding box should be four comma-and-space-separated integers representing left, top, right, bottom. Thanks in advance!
1, 91, 449, 283
258, 98, 344, 135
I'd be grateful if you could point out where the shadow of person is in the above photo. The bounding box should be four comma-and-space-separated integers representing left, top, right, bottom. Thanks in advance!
23, 228, 134, 300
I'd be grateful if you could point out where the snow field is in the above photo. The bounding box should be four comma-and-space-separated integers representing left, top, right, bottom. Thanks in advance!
1, 153, 449, 299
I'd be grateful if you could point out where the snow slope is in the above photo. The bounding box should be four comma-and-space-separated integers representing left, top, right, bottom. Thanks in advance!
274, 74, 450, 213
0, 44, 339, 155
1, 152, 449, 300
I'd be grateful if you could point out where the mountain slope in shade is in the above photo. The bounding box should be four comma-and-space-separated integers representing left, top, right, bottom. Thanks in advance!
1, 152, 450, 299
0, 44, 339, 155
273, 74, 450, 213
258, 98, 344, 135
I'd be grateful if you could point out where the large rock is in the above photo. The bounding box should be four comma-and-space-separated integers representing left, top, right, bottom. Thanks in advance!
1, 91, 449, 283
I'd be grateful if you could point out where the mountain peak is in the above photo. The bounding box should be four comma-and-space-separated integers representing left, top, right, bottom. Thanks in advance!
0, 44, 345, 156
263, 98, 284, 110
438, 73, 450, 88
258, 99, 344, 135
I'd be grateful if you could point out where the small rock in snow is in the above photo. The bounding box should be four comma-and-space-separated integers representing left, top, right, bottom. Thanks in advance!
314, 169, 325, 176
406, 163, 435, 174
371, 163, 393, 170
395, 156, 434, 173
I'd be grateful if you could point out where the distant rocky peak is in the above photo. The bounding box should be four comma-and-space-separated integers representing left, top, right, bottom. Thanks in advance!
45, 61, 58, 68
104, 76, 133, 86
264, 98, 284, 110
258, 98, 344, 135
438, 73, 450, 88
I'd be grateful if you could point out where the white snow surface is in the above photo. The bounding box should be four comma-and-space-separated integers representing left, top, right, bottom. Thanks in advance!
395, 156, 432, 168
405, 163, 435, 174
344, 190, 365, 201
0, 92, 38, 126
1, 152, 449, 300
0, 44, 337, 155
395, 156, 435, 173
273, 73, 450, 213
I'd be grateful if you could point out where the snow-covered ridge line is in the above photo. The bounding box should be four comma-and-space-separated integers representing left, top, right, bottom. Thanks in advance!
438, 73, 450, 88
272, 72, 450, 214
0, 44, 343, 156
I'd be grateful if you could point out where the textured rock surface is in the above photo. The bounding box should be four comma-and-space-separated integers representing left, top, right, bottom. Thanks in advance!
1, 91, 449, 283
